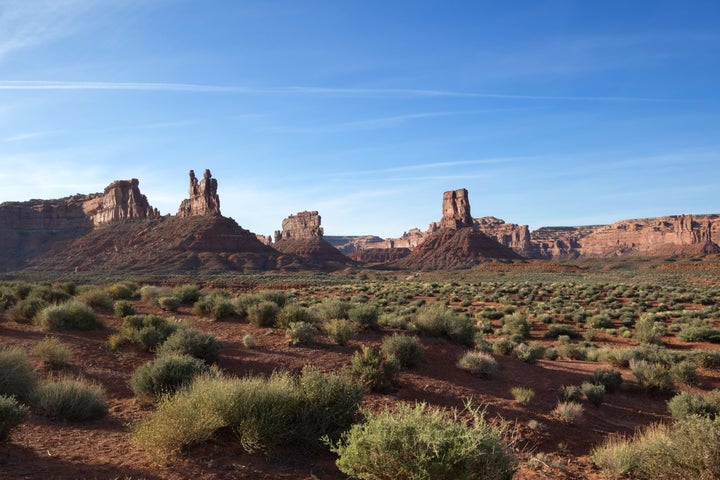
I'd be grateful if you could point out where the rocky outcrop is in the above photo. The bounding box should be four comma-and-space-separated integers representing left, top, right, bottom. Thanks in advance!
439, 188, 473, 230
177, 169, 220, 217
474, 217, 533, 257
272, 211, 351, 265
84, 179, 159, 225
274, 211, 323, 242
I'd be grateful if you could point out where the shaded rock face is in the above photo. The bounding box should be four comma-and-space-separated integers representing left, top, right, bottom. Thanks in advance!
274, 211, 323, 242
84, 179, 159, 225
439, 188, 473, 230
178, 169, 221, 217
474, 217, 533, 257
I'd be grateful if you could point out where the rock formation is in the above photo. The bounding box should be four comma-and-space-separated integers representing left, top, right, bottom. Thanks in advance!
84, 179, 159, 225
272, 211, 351, 265
474, 217, 533, 258
274, 211, 323, 242
177, 169, 221, 217
439, 188, 473, 229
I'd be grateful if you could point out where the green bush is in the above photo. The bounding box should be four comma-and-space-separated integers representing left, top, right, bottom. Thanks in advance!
76, 288, 114, 310
31, 336, 71, 369
140, 285, 173, 306
117, 314, 180, 351
634, 313, 666, 345
457, 351, 498, 379
380, 334, 424, 368
0, 289, 17, 312
0, 347, 37, 403
544, 324, 580, 339
7, 297, 49, 323
247, 300, 279, 327
285, 321, 318, 346
0, 395, 29, 443
27, 285, 71, 304
36, 301, 100, 331
330, 401, 516, 480
592, 416, 720, 480
581, 382, 606, 407
276, 304, 316, 329
513, 343, 544, 364
323, 319, 358, 346
413, 304, 476, 346
552, 401, 584, 424
678, 326, 720, 343
587, 313, 614, 329
158, 295, 182, 312
351, 345, 400, 392
258, 289, 290, 308
35, 377, 108, 421
348, 304, 379, 330
311, 297, 351, 321
671, 359, 699, 385
630, 359, 674, 394
132, 367, 363, 461
492, 337, 518, 355
667, 390, 720, 421
113, 300, 136, 318
130, 354, 214, 403
501, 312, 531, 338
107, 281, 139, 300
510, 386, 535, 407
173, 284, 201, 304
194, 293, 235, 320
591, 368, 623, 393
157, 328, 221, 364
556, 385, 583, 403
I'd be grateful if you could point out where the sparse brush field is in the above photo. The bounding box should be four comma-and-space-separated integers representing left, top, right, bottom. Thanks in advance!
1, 261, 720, 479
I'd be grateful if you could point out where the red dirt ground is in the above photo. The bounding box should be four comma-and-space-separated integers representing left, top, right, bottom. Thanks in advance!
2, 299, 719, 480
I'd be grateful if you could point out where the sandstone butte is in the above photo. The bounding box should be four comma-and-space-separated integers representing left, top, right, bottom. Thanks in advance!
1, 170, 719, 273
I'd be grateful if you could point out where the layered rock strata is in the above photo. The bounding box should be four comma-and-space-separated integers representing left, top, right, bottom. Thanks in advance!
177, 169, 220, 217
272, 211, 350, 264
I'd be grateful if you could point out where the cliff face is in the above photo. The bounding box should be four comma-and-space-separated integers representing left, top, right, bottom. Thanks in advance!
274, 211, 323, 242
0, 179, 159, 271
271, 211, 351, 265
177, 169, 221, 217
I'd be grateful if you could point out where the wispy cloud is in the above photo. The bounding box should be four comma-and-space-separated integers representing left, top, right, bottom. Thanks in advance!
0, 80, 675, 102
334, 156, 530, 177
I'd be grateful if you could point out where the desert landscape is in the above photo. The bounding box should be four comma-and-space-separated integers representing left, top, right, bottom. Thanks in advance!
1, 170, 720, 479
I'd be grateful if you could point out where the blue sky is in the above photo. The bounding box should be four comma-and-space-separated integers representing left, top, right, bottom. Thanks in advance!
0, 0, 718, 238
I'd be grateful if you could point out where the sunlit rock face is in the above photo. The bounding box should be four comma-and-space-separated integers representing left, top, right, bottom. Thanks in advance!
177, 169, 221, 217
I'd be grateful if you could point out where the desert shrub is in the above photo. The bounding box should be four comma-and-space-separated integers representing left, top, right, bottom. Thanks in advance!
513, 343, 544, 364
172, 284, 201, 304
510, 387, 535, 407
351, 345, 400, 392
113, 300, 136, 318
194, 293, 235, 320
258, 289, 290, 308
276, 304, 316, 329
671, 359, 699, 385
581, 382, 606, 407
157, 328, 221, 364
107, 281, 139, 300
117, 314, 180, 351
7, 297, 49, 323
691, 350, 720, 368
544, 324, 579, 339
139, 285, 173, 306
592, 416, 720, 480
591, 368, 623, 393
158, 295, 182, 312
0, 347, 37, 403
556, 385, 583, 403
130, 354, 214, 403
493, 337, 518, 355
76, 288, 113, 310
285, 321, 318, 346
323, 319, 358, 346
31, 337, 71, 369
552, 401, 584, 424
36, 301, 100, 331
132, 368, 363, 461
501, 312, 530, 338
634, 313, 667, 345
0, 289, 17, 312
678, 326, 720, 343
0, 395, 29, 443
413, 304, 476, 346
311, 297, 351, 321
598, 347, 641, 368
330, 401, 516, 480
380, 334, 424, 368
247, 300, 279, 327
457, 351, 498, 379
587, 313, 614, 329
242, 334, 256, 348
28, 285, 71, 304
667, 390, 720, 421
347, 304, 379, 330
35, 377, 107, 421
630, 359, 674, 394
